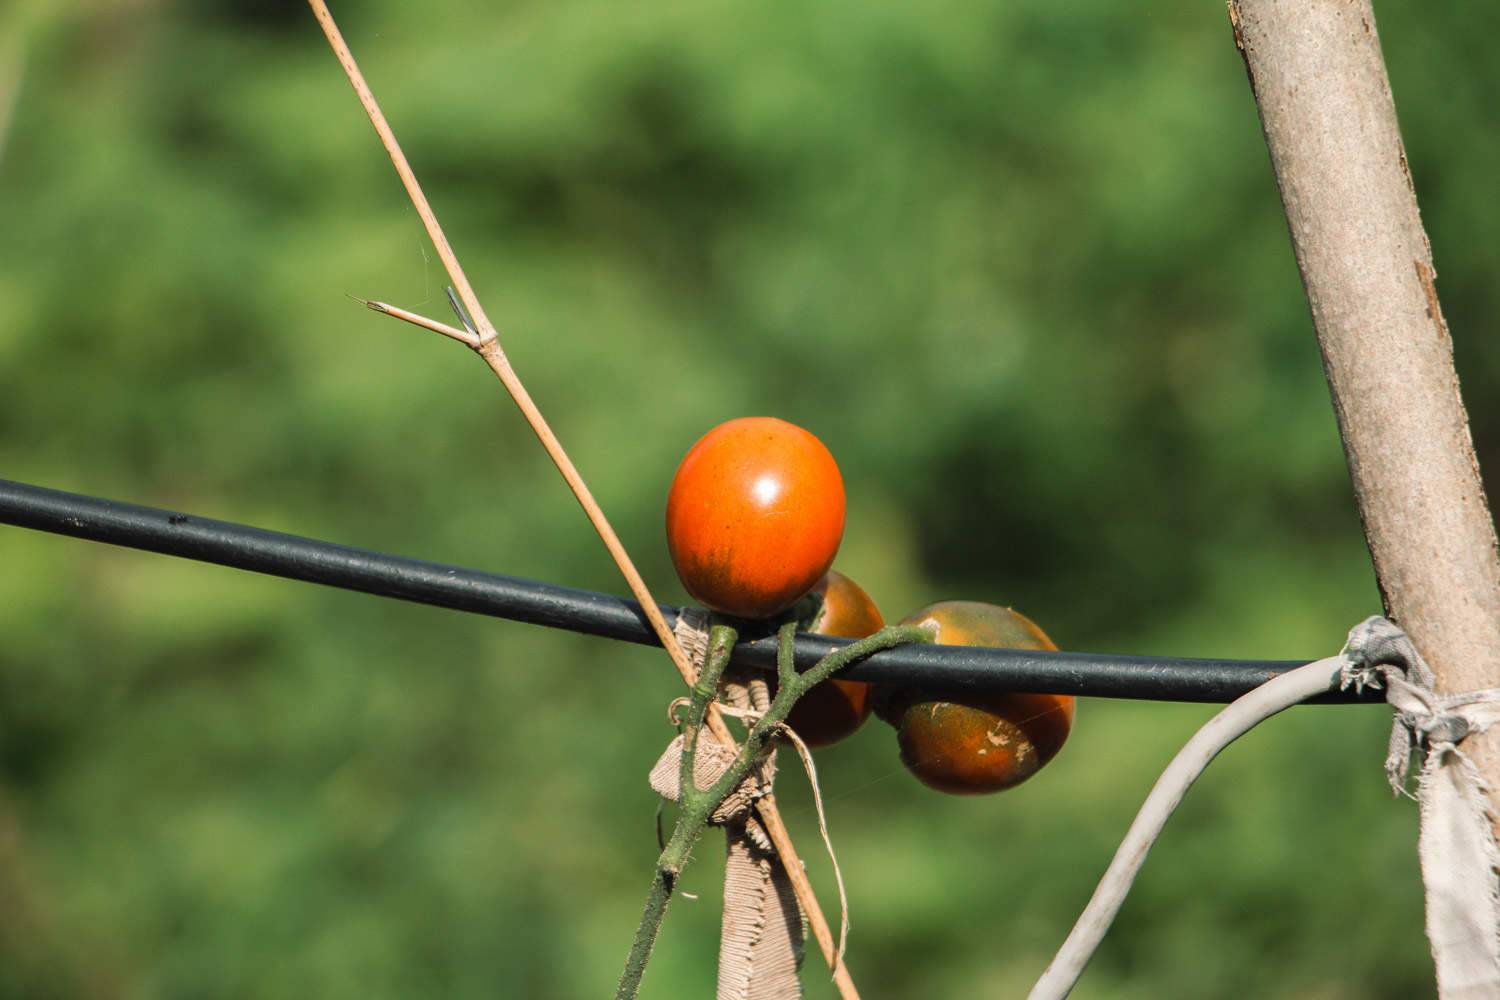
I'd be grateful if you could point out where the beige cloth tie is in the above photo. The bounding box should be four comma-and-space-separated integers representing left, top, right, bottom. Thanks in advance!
648, 610, 806, 1000
1341, 617, 1500, 1000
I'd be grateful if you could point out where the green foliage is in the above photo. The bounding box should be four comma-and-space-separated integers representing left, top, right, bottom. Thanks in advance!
1, 1, 1495, 996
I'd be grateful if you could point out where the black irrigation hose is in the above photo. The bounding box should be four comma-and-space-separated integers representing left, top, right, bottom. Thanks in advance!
0, 478, 1378, 704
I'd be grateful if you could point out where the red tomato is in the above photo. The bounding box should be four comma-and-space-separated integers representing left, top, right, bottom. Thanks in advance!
890, 601, 1075, 795
666, 417, 845, 619
784, 571, 883, 748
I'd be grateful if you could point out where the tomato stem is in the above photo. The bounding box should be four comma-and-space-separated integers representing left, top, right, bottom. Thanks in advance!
616, 619, 932, 999
679, 624, 738, 804
617, 622, 736, 1000
775, 619, 800, 688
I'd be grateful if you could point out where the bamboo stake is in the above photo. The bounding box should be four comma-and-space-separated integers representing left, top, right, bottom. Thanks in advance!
305, 4, 857, 993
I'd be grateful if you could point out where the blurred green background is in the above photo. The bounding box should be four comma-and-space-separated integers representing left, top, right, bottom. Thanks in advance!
2, 1, 1496, 996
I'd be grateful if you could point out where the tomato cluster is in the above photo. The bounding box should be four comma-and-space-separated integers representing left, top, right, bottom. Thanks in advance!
666, 417, 1074, 792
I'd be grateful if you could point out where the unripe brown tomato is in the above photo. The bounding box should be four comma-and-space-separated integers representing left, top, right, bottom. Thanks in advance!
666, 417, 845, 619
783, 571, 883, 749
891, 601, 1074, 795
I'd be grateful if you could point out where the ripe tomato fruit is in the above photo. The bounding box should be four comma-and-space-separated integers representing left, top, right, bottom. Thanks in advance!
783, 571, 883, 749
890, 601, 1074, 795
666, 417, 845, 619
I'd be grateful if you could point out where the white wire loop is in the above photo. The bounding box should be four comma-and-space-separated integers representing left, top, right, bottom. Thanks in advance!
1031, 616, 1500, 1000
1027, 652, 1342, 999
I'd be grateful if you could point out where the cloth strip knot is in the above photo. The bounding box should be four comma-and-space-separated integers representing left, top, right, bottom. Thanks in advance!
648, 734, 776, 825
672, 688, 852, 965
655, 608, 805, 1000
1339, 616, 1500, 795
1339, 615, 1500, 1000
651, 610, 779, 826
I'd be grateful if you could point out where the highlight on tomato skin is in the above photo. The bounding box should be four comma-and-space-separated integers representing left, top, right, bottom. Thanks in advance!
665, 416, 845, 620
886, 601, 1075, 795
782, 571, 883, 749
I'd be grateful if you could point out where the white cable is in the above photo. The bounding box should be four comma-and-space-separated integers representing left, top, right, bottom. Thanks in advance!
1028, 655, 1344, 1000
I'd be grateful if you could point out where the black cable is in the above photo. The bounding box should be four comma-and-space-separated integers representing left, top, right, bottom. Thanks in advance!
0, 478, 1376, 703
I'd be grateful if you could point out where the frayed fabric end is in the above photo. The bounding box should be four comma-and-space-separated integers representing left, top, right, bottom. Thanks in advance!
1342, 616, 1500, 998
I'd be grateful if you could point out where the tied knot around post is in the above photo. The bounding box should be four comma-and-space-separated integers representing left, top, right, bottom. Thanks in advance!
1339, 616, 1500, 795
1339, 616, 1500, 999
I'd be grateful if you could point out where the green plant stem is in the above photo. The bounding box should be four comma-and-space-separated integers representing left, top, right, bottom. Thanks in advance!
616, 623, 736, 1000
616, 812, 710, 1000
703, 623, 932, 807
679, 624, 737, 804
615, 620, 932, 1000
776, 618, 799, 688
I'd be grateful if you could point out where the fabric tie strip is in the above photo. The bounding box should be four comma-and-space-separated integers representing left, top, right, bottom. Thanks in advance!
1340, 616, 1500, 1000
648, 610, 806, 1000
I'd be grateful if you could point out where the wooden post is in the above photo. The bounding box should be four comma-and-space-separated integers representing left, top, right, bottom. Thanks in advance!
1228, 0, 1500, 811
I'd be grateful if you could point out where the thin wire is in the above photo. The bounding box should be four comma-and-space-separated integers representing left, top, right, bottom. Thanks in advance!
0, 477, 1379, 704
